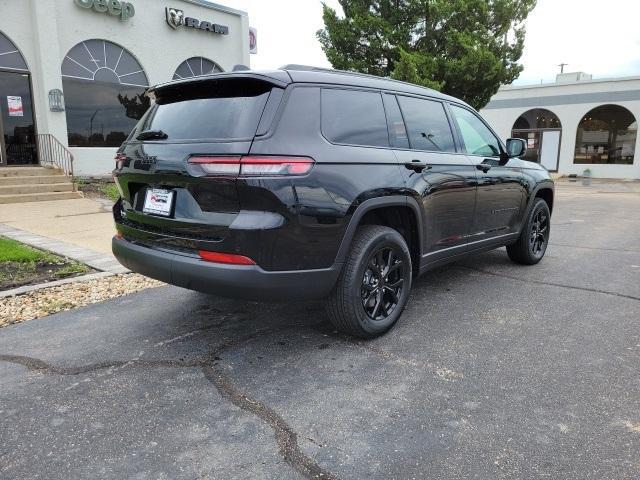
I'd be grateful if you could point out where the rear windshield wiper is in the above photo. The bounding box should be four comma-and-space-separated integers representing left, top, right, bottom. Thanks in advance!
136, 129, 168, 141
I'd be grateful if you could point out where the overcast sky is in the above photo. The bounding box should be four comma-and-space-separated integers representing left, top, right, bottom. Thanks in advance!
220, 0, 640, 86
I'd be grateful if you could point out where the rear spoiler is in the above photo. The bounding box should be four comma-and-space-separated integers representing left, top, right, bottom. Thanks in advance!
147, 71, 292, 101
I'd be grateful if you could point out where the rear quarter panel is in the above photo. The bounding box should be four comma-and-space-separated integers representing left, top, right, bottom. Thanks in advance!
247, 85, 407, 269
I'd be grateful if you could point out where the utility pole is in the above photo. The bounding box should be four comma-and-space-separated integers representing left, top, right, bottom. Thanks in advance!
558, 63, 568, 74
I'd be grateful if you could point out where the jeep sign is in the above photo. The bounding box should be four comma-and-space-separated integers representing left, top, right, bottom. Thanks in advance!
74, 0, 135, 22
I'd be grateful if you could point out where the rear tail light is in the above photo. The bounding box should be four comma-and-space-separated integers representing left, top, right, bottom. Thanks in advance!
198, 250, 256, 265
188, 155, 314, 177
240, 157, 314, 176
188, 156, 241, 176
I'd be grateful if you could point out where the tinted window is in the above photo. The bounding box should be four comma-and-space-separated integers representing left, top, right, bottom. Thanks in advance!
382, 94, 409, 148
62, 40, 150, 147
144, 81, 271, 141
574, 104, 636, 165
322, 89, 389, 147
451, 105, 501, 157
0, 70, 36, 164
397, 96, 455, 152
64, 78, 148, 147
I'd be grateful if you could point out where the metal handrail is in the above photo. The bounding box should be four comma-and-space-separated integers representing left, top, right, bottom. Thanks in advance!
35, 134, 74, 185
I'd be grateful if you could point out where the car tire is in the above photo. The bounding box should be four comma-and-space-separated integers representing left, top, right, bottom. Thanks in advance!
326, 225, 412, 338
506, 198, 551, 265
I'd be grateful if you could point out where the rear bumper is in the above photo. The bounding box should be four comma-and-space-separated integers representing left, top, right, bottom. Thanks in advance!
112, 236, 341, 301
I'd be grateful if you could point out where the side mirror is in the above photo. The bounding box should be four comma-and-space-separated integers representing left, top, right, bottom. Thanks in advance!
505, 138, 526, 158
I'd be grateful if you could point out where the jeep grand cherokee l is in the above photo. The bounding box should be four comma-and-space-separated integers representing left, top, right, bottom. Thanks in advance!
112, 65, 554, 338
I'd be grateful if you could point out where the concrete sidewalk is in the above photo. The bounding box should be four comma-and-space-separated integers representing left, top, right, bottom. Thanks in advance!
0, 197, 115, 255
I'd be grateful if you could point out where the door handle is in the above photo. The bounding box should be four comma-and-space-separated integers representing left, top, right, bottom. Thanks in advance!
405, 159, 432, 173
476, 163, 492, 173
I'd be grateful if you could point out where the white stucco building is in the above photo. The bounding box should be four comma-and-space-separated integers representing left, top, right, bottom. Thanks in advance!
0, 0, 249, 176
481, 72, 640, 179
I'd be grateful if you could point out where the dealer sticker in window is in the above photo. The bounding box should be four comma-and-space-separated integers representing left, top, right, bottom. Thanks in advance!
143, 188, 174, 217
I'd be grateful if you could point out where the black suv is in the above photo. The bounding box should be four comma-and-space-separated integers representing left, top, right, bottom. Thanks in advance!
112, 65, 553, 338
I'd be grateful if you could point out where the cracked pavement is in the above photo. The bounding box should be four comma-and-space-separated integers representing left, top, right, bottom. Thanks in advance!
1, 181, 639, 479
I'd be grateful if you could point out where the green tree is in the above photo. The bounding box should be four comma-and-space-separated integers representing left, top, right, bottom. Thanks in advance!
317, 0, 536, 109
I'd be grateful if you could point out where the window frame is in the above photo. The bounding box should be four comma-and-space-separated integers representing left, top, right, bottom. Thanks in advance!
381, 93, 409, 149
447, 102, 505, 159
320, 86, 391, 149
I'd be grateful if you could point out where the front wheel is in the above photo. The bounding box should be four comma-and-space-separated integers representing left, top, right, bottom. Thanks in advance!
326, 225, 412, 338
507, 198, 551, 265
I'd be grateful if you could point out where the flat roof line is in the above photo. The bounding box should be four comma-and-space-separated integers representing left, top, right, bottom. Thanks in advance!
484, 89, 640, 110
504, 75, 640, 92
178, 0, 248, 17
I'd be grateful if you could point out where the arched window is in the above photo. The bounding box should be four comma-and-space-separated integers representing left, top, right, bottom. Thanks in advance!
513, 109, 561, 130
0, 31, 28, 72
61, 39, 150, 147
173, 57, 223, 80
574, 105, 637, 165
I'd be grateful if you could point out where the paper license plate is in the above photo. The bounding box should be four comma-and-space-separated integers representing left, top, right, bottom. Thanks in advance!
142, 188, 174, 217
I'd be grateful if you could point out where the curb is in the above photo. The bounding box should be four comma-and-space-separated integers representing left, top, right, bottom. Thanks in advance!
0, 224, 127, 274
0, 271, 119, 299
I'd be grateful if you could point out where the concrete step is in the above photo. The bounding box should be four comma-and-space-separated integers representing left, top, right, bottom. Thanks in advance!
0, 183, 75, 195
0, 166, 64, 177
0, 175, 69, 185
0, 191, 82, 204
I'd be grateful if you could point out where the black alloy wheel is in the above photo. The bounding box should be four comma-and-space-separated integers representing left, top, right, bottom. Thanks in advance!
326, 225, 412, 338
507, 198, 551, 265
529, 208, 549, 257
361, 247, 406, 321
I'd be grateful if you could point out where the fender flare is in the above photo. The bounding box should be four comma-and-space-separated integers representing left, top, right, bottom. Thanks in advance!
332, 195, 424, 266
518, 182, 555, 235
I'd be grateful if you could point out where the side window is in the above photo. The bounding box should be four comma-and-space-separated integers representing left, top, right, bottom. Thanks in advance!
396, 96, 455, 152
321, 89, 389, 147
450, 105, 501, 157
382, 94, 409, 148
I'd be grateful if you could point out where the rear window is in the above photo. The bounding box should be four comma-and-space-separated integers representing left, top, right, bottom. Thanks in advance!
142, 79, 272, 141
321, 88, 389, 147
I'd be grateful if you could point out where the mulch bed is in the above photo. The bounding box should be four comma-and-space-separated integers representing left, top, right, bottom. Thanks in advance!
0, 260, 94, 291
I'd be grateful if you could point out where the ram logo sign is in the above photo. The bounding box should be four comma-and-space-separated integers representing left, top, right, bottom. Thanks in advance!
165, 6, 229, 35
165, 7, 184, 29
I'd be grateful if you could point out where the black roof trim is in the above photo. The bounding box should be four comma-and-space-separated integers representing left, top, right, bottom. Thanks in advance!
146, 65, 468, 107
279, 64, 465, 105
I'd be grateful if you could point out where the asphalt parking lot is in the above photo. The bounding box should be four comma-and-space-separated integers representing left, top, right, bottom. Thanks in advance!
1, 180, 639, 480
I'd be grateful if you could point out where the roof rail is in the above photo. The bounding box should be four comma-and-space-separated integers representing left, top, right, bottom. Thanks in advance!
279, 64, 438, 94
279, 64, 324, 72
280, 64, 395, 82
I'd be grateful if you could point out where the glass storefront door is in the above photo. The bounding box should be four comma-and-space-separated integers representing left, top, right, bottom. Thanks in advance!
512, 128, 561, 171
0, 70, 37, 165
512, 130, 541, 163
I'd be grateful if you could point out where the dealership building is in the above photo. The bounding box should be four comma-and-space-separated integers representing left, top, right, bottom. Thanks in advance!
481, 72, 640, 179
0, 0, 249, 177
3, 1, 639, 183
